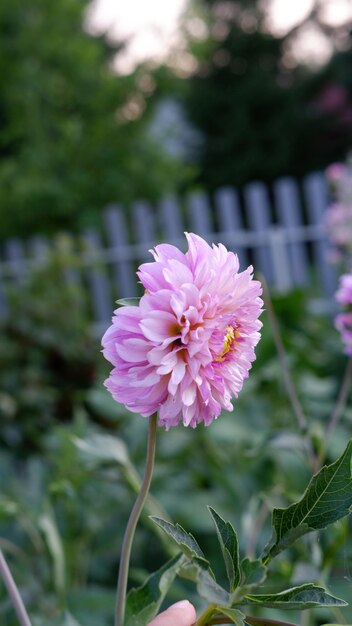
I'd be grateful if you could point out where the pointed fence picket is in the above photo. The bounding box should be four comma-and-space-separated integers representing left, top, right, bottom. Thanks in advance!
0, 171, 336, 330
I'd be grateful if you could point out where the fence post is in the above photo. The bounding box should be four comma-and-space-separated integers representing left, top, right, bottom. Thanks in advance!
133, 200, 156, 247
268, 227, 292, 292
159, 195, 184, 240
274, 177, 309, 287
83, 229, 113, 326
215, 186, 249, 268
244, 182, 274, 282
104, 205, 137, 297
304, 172, 336, 296
187, 191, 213, 236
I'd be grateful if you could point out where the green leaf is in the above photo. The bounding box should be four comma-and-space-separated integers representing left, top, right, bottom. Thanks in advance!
150, 517, 213, 573
240, 558, 267, 588
72, 434, 130, 468
45, 611, 83, 626
208, 507, 241, 591
178, 562, 203, 582
197, 569, 230, 605
263, 440, 352, 562
242, 584, 347, 610
38, 510, 65, 598
216, 608, 246, 626
125, 553, 184, 626
116, 297, 140, 307
178, 560, 230, 604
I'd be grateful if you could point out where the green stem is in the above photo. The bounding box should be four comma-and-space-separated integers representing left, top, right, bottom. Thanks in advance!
115, 413, 158, 626
326, 355, 352, 438
315, 356, 352, 470
195, 604, 217, 626
0, 549, 32, 626
260, 274, 316, 471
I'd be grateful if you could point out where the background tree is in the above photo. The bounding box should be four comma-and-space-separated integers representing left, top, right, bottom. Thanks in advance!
179, 0, 352, 190
0, 0, 187, 240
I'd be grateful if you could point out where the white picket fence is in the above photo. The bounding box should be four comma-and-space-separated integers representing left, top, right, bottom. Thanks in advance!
0, 171, 336, 328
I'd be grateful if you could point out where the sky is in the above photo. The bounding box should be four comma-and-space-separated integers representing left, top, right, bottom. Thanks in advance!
86, 0, 352, 73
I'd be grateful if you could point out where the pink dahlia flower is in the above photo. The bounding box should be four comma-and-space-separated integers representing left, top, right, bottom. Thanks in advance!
335, 273, 352, 306
102, 233, 263, 429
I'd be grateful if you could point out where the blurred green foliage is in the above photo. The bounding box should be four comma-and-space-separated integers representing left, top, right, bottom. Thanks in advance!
0, 260, 351, 625
0, 0, 188, 240
181, 0, 352, 190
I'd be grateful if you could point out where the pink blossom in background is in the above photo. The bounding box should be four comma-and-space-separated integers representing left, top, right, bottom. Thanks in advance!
324, 204, 352, 247
335, 273, 352, 306
334, 272, 352, 354
102, 233, 263, 429
325, 163, 347, 185
335, 313, 352, 356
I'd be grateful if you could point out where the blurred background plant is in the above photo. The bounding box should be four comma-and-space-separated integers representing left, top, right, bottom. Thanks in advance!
1, 0, 352, 624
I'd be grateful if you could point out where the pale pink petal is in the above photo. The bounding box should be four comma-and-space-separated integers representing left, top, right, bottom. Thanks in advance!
115, 338, 150, 363
171, 360, 186, 385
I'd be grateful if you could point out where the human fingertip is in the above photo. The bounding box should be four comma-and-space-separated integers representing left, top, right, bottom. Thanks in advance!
169, 600, 191, 609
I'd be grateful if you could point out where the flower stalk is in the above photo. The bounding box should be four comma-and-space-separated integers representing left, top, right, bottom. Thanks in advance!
195, 603, 217, 626
115, 412, 158, 626
316, 355, 352, 468
260, 274, 317, 471
326, 355, 352, 438
0, 549, 32, 626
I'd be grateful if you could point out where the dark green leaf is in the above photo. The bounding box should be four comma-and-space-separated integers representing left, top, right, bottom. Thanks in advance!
116, 298, 140, 307
240, 558, 267, 588
125, 553, 184, 626
242, 584, 347, 610
216, 607, 246, 625
150, 517, 213, 573
263, 440, 352, 562
208, 506, 241, 591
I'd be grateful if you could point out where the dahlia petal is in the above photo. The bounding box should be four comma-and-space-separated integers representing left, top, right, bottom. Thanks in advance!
182, 383, 197, 406
170, 293, 186, 319
163, 260, 194, 287
168, 379, 178, 395
140, 311, 179, 342
140, 290, 174, 314
137, 262, 169, 292
111, 307, 142, 332
115, 338, 150, 363
183, 402, 196, 426
129, 371, 160, 387
156, 352, 178, 375
171, 359, 186, 385
185, 232, 212, 272
147, 346, 170, 366
159, 391, 183, 422
151, 243, 186, 265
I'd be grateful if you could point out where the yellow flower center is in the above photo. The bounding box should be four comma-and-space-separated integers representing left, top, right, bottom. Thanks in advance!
214, 325, 239, 362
